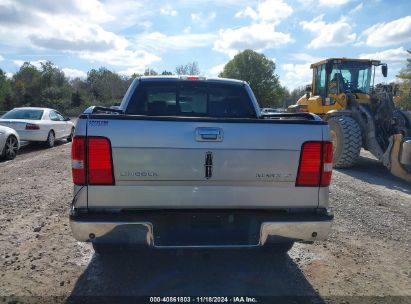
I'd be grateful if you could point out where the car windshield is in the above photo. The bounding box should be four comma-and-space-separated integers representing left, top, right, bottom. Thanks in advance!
328, 61, 372, 94
1, 109, 44, 120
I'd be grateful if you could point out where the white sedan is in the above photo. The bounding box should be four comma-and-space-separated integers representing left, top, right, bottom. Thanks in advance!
0, 107, 75, 148
0, 125, 20, 160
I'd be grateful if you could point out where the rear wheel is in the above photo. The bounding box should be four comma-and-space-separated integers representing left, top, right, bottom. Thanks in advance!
2, 135, 18, 160
92, 243, 115, 254
92, 243, 143, 254
328, 116, 362, 168
263, 242, 294, 254
45, 130, 55, 148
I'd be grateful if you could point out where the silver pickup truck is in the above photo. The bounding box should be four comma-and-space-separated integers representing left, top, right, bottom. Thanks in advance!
70, 76, 334, 253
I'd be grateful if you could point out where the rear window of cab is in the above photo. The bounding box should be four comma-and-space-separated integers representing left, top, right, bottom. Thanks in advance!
125, 81, 256, 118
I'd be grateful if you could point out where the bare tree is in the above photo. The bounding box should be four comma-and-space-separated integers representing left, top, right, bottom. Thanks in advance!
175, 62, 200, 75
144, 68, 158, 76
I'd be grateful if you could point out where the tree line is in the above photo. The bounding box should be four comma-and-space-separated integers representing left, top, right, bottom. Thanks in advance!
0, 63, 159, 116
1, 49, 409, 116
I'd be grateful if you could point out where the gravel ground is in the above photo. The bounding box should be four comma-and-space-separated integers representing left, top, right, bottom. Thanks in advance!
0, 143, 410, 303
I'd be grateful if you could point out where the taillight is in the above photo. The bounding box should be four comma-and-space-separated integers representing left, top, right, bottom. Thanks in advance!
87, 137, 114, 185
71, 136, 114, 185
72, 136, 85, 185
296, 141, 333, 187
296, 142, 322, 186
320, 142, 333, 187
26, 123, 40, 130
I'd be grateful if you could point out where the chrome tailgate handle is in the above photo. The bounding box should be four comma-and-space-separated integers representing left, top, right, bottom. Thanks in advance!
195, 127, 224, 142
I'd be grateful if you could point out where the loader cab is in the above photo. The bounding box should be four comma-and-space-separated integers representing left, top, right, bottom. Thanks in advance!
293, 58, 387, 114
288, 58, 411, 182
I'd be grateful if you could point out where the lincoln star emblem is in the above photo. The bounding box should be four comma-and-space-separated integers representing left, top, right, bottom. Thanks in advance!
205, 152, 213, 179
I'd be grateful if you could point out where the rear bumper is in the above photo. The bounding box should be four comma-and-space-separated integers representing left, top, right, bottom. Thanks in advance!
17, 130, 49, 142
69, 209, 333, 248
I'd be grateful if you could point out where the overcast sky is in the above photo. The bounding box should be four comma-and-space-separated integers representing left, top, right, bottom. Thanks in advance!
0, 0, 410, 89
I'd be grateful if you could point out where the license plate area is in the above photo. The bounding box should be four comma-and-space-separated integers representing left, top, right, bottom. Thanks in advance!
153, 211, 260, 247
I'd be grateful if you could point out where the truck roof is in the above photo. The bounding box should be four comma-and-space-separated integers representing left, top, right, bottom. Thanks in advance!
138, 75, 246, 85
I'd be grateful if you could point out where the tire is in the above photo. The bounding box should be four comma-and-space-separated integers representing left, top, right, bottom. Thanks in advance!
2, 135, 18, 160
92, 243, 115, 254
328, 116, 362, 168
67, 128, 75, 142
92, 243, 133, 254
45, 130, 55, 148
92, 243, 150, 255
263, 242, 294, 254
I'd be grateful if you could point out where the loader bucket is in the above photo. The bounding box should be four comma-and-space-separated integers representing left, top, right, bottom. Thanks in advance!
388, 134, 411, 182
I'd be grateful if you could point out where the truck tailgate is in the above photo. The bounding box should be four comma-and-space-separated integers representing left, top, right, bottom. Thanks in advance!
83, 117, 324, 209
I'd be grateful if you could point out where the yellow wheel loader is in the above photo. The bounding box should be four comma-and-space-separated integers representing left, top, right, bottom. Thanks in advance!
288, 58, 411, 182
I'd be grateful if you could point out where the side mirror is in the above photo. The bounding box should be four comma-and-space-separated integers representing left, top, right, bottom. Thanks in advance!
65, 117, 71, 121
382, 64, 388, 77
305, 84, 312, 99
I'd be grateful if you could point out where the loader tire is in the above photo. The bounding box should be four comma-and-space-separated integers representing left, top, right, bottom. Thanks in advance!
328, 116, 362, 168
